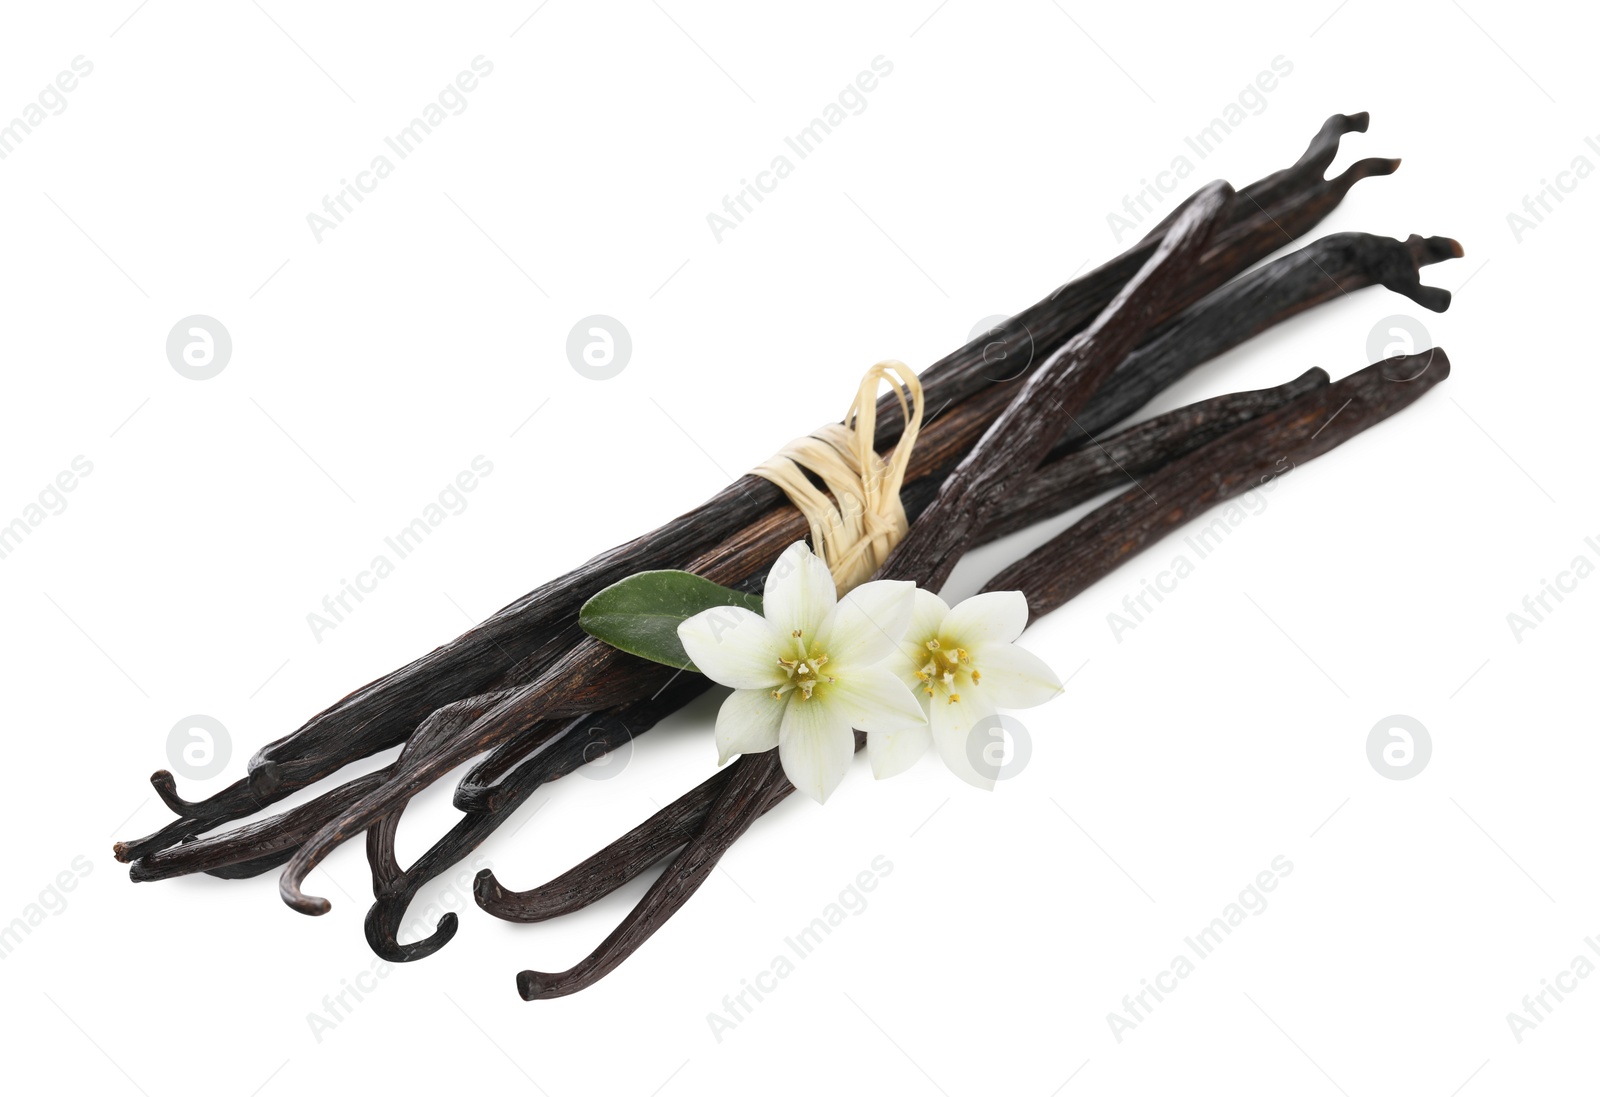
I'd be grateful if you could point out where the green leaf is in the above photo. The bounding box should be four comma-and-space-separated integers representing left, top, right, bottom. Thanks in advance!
580, 570, 764, 671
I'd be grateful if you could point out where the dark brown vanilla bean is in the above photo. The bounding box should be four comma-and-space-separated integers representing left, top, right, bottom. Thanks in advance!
472, 766, 754, 923
448, 675, 706, 815
452, 733, 553, 815
872, 112, 1394, 446
975, 367, 1330, 541
127, 691, 519, 882
882, 180, 1236, 593
115, 114, 1390, 864
983, 350, 1453, 615
132, 773, 387, 883
501, 349, 1452, 995
1054, 233, 1458, 451
363, 677, 709, 962
507, 191, 1236, 997
516, 748, 792, 1001
276, 641, 678, 915
125, 227, 1455, 895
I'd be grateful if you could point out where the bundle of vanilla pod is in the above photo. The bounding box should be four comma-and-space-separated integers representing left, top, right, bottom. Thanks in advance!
119, 113, 1460, 999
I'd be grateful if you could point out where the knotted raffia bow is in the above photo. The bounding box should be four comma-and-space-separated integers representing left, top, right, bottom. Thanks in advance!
752, 360, 924, 594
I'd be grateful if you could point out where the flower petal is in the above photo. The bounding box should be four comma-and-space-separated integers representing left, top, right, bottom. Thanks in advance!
929, 691, 1000, 791
714, 688, 785, 764
778, 698, 856, 804
820, 579, 915, 669
763, 540, 836, 642
868, 722, 931, 780
826, 666, 928, 734
941, 590, 1030, 649
972, 643, 1064, 709
678, 607, 784, 689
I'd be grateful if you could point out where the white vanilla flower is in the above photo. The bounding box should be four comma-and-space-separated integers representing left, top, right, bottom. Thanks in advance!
677, 541, 928, 804
879, 589, 1064, 790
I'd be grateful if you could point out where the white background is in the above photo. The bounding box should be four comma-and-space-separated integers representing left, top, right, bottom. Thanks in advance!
0, 2, 1594, 1094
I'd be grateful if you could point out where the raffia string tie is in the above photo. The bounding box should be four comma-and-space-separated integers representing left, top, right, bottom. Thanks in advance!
752, 360, 924, 594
